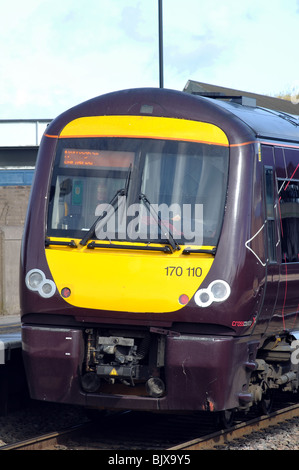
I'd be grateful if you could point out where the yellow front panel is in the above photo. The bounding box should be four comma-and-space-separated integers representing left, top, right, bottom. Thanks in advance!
45, 115, 226, 313
45, 240, 214, 312
58, 115, 229, 147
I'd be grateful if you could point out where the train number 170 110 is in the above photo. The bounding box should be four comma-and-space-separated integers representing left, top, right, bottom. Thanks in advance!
164, 266, 202, 277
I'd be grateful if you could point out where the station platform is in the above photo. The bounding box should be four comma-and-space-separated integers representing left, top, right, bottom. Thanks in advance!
0, 315, 21, 364
0, 314, 21, 328
0, 315, 27, 415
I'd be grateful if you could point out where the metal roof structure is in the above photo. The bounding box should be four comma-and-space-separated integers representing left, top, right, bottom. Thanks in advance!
0, 119, 51, 147
183, 80, 299, 144
184, 80, 299, 116
0, 119, 51, 186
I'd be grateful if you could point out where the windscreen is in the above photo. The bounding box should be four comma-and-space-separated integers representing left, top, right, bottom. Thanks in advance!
47, 137, 229, 246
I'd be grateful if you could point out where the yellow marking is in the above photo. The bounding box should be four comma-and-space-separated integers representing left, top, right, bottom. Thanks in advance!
109, 368, 118, 376
58, 115, 229, 147
258, 143, 262, 162
45, 238, 214, 313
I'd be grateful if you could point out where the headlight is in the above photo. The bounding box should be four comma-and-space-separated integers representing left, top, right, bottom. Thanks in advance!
27, 270, 43, 290
210, 280, 230, 301
25, 269, 56, 298
194, 289, 213, 307
194, 280, 231, 308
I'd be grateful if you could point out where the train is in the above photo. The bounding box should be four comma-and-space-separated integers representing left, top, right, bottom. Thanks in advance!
20, 87, 299, 425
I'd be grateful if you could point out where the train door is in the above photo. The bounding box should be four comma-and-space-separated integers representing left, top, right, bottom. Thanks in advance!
259, 145, 280, 331
270, 146, 299, 334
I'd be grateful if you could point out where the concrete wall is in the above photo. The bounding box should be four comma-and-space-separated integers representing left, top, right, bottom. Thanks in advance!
0, 186, 31, 315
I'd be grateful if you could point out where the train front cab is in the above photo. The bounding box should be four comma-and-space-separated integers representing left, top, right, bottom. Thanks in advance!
20, 110, 250, 415
22, 112, 246, 414
21, 94, 299, 418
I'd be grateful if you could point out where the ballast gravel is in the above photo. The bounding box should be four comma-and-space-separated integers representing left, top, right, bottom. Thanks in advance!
0, 400, 298, 449
0, 401, 89, 446
217, 416, 299, 450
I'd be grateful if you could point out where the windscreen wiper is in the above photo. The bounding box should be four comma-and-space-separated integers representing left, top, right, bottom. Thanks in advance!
86, 241, 172, 253
45, 238, 77, 248
80, 164, 132, 246
139, 193, 181, 253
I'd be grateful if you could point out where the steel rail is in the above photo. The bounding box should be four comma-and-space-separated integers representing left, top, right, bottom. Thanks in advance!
168, 403, 299, 450
0, 422, 93, 450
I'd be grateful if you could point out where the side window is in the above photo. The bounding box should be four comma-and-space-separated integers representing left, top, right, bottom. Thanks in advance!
279, 179, 299, 263
264, 167, 276, 263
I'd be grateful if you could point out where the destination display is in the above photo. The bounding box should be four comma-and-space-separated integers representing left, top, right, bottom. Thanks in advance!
61, 149, 134, 168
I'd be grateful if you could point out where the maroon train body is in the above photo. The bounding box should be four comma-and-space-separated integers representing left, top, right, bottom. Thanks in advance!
20, 88, 299, 421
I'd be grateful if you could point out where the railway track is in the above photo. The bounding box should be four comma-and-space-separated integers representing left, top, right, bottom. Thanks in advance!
0, 422, 93, 450
1, 402, 299, 450
170, 402, 299, 450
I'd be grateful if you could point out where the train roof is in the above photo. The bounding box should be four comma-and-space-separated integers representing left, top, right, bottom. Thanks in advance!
48, 87, 299, 146
197, 95, 299, 144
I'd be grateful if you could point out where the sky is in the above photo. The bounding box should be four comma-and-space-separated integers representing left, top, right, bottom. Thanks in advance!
1, 0, 299, 119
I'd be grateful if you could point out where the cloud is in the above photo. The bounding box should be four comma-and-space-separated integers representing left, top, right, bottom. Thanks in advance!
119, 3, 155, 42
1, 0, 299, 118
0, 0, 161, 117
163, 0, 299, 95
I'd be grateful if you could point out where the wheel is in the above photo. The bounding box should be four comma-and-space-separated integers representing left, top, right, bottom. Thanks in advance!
260, 389, 274, 415
219, 409, 236, 428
